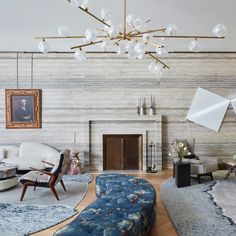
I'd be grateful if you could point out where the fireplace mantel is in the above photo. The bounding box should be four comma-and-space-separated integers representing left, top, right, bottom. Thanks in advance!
79, 115, 162, 123
82, 115, 162, 171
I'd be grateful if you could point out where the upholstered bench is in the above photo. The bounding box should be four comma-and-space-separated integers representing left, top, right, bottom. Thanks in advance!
54, 174, 157, 236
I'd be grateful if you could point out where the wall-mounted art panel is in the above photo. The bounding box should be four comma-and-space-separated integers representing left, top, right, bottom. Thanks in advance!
186, 88, 230, 132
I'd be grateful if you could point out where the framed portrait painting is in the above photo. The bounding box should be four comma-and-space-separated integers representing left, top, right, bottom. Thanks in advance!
5, 89, 42, 129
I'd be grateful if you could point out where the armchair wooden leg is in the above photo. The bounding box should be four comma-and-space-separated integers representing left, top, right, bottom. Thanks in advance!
60, 180, 67, 192
210, 172, 213, 181
224, 169, 233, 179
50, 186, 59, 200
20, 183, 29, 201
197, 174, 201, 184
34, 183, 37, 191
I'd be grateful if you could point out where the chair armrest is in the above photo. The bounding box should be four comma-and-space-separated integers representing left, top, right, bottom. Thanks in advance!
41, 160, 55, 166
29, 167, 53, 176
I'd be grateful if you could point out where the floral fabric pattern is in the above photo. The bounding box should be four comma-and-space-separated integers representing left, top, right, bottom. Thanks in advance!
54, 174, 156, 236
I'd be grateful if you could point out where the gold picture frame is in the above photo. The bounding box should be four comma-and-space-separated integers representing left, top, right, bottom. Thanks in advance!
5, 89, 42, 129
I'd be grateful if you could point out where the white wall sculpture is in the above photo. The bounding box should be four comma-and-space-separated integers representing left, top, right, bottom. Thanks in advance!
186, 88, 230, 132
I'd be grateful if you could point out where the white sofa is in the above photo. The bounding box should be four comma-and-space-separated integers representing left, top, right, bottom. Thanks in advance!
0, 142, 60, 170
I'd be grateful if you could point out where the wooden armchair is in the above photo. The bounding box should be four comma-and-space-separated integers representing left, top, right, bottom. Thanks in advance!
19, 149, 71, 201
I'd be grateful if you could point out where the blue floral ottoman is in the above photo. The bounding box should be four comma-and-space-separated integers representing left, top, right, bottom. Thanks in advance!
54, 174, 157, 236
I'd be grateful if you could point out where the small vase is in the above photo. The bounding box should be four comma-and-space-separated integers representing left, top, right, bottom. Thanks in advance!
140, 106, 144, 116
178, 155, 183, 162
137, 106, 140, 115
149, 107, 154, 115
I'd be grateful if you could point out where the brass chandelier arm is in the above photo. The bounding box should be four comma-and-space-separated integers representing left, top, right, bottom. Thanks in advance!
144, 41, 163, 48
71, 36, 122, 49
65, 0, 111, 28
130, 28, 166, 37
79, 6, 111, 28
34, 35, 111, 40
71, 40, 104, 50
152, 35, 225, 39
113, 37, 123, 45
126, 35, 162, 48
35, 36, 85, 40
126, 20, 152, 37
146, 52, 170, 69
126, 29, 139, 37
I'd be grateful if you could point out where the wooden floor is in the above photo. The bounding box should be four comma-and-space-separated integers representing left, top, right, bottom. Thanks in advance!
32, 169, 177, 236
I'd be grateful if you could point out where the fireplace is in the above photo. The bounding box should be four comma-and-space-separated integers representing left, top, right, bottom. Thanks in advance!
103, 134, 142, 170
86, 116, 162, 171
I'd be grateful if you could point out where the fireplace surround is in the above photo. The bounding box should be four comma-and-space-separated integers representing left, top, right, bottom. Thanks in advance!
82, 115, 162, 171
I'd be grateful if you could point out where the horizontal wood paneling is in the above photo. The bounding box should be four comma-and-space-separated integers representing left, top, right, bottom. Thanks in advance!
0, 52, 236, 169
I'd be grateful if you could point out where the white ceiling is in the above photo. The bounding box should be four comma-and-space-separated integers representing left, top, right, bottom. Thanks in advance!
0, 0, 235, 52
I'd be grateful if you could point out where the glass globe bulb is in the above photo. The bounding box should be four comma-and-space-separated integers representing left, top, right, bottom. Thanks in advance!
127, 48, 137, 60
166, 23, 178, 36
126, 14, 135, 27
148, 61, 156, 72
58, 25, 70, 37
136, 52, 144, 60
101, 8, 112, 21
188, 40, 202, 52
142, 33, 153, 43
156, 45, 169, 56
116, 24, 123, 35
153, 64, 162, 75
134, 18, 143, 30
99, 39, 113, 51
116, 44, 126, 56
103, 20, 113, 32
108, 25, 117, 37
71, 0, 81, 8
85, 28, 97, 42
212, 23, 228, 37
99, 41, 107, 51
80, 0, 89, 9
134, 42, 145, 59
74, 50, 87, 62
38, 41, 49, 54
125, 40, 135, 51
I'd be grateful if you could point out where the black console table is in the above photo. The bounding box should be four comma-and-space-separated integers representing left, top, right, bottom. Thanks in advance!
175, 161, 191, 188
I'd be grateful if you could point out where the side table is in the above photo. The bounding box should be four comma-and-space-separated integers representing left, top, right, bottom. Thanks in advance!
175, 161, 191, 188
0, 162, 18, 191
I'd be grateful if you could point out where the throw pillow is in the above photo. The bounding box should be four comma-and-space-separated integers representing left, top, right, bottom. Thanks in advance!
6, 147, 19, 158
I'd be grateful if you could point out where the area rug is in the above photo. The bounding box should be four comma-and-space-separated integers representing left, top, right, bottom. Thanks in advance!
0, 179, 88, 207
160, 177, 236, 236
0, 173, 92, 236
0, 204, 76, 236
208, 178, 236, 224
63, 172, 93, 183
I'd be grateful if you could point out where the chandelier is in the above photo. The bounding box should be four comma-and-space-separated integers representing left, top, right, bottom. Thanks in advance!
36, 0, 227, 77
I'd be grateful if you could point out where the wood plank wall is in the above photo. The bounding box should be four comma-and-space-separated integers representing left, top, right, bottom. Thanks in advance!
0, 52, 236, 170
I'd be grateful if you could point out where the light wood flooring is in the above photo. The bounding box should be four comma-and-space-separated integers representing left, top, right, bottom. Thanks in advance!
32, 169, 177, 236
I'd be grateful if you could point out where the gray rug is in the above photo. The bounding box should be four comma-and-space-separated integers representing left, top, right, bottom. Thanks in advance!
0, 180, 88, 207
63, 172, 93, 183
0, 204, 76, 236
161, 176, 236, 236
0, 173, 92, 236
